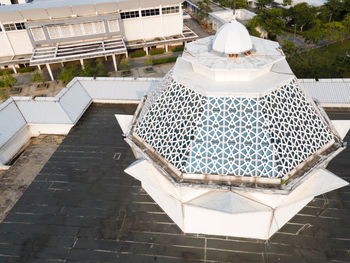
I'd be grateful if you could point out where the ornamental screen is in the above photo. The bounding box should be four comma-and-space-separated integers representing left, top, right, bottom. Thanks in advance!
135, 75, 334, 178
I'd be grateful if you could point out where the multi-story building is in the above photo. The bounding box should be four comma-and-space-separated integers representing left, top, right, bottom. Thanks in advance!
0, 0, 197, 80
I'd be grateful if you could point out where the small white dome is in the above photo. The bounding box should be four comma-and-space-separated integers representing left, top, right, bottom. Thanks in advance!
212, 17, 253, 54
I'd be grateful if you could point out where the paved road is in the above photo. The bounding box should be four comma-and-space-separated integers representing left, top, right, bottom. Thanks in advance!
0, 104, 348, 262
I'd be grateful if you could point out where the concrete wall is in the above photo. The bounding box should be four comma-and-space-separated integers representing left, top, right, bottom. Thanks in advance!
0, 77, 156, 168
6, 30, 33, 55
122, 10, 182, 41
0, 33, 14, 57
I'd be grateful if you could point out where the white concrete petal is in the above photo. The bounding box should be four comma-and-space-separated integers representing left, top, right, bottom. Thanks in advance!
115, 114, 133, 134
331, 120, 350, 140
184, 200, 272, 239
142, 182, 184, 230
124, 159, 211, 203
234, 168, 348, 209
280, 168, 348, 207
124, 159, 178, 200
268, 197, 314, 238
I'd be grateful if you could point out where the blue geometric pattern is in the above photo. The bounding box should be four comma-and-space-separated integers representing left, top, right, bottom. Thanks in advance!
135, 76, 334, 179
185, 97, 277, 177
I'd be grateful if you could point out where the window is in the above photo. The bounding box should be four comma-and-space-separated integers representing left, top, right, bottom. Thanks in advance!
107, 20, 120, 32
3, 22, 26, 31
15, 23, 25, 30
120, 11, 139, 19
162, 6, 179, 14
30, 27, 46, 41
141, 8, 160, 17
47, 21, 105, 39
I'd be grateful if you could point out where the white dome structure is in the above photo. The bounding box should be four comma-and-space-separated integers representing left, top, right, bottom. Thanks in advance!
212, 16, 253, 54
116, 20, 348, 240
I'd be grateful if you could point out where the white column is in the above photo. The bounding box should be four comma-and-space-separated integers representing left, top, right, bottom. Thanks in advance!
37, 65, 42, 71
145, 47, 149, 56
61, 62, 64, 67
165, 44, 169, 53
11, 65, 17, 74
105, 56, 108, 61
80, 59, 84, 70
46, 64, 54, 81
112, 54, 118, 72
125, 52, 129, 58
160, 4, 165, 38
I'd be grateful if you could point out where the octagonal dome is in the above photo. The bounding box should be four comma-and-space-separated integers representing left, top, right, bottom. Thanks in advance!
131, 70, 338, 185
212, 17, 253, 55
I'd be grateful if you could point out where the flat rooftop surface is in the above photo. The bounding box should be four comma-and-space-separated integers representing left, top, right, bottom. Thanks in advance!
0, 104, 349, 263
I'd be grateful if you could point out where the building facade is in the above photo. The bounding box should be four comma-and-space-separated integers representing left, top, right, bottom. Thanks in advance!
0, 0, 197, 79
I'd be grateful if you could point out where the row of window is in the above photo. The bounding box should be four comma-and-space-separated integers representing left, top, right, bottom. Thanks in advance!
30, 20, 120, 41
162, 6, 180, 14
120, 6, 179, 20
0, 22, 26, 32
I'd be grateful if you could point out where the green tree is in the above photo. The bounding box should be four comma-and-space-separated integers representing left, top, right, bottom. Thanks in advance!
197, 0, 212, 21
256, 0, 273, 10
1, 71, 16, 89
256, 9, 284, 39
342, 14, 350, 36
324, 0, 344, 22
96, 62, 108, 77
213, 0, 247, 9
81, 62, 96, 77
283, 0, 292, 6
289, 3, 316, 32
30, 71, 45, 84
119, 58, 130, 71
323, 21, 345, 43
58, 65, 80, 84
303, 19, 323, 44
246, 17, 261, 37
282, 40, 297, 56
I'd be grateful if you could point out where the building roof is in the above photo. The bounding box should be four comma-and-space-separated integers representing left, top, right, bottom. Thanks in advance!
299, 79, 350, 107
0, 103, 349, 262
0, 0, 181, 22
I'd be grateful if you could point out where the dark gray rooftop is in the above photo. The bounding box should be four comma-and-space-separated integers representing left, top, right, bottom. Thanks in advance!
0, 104, 349, 263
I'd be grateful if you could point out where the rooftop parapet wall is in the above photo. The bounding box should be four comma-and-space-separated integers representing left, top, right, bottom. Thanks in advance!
0, 77, 156, 169
0, 77, 349, 170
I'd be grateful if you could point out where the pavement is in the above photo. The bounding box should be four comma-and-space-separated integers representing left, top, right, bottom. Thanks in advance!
0, 104, 349, 263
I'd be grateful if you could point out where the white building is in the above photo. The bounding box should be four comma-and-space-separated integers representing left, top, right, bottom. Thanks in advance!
0, 0, 27, 6
116, 18, 349, 239
0, 0, 197, 79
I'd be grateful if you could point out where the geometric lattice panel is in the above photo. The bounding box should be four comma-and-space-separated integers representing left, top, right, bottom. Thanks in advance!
135, 79, 205, 169
185, 97, 277, 177
135, 75, 334, 179
260, 79, 334, 177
